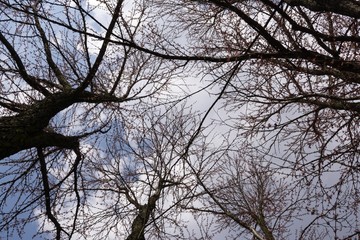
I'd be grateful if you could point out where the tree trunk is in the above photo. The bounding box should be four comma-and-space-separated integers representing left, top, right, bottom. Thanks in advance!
0, 91, 79, 159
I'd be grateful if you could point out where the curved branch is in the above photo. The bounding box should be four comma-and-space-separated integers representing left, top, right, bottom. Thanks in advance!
37, 147, 68, 240
0, 32, 50, 96
77, 0, 124, 92
284, 0, 360, 18
32, 9, 71, 90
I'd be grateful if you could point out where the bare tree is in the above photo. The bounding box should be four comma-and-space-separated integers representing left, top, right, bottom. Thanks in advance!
1, 0, 360, 239
146, 1, 360, 238
173, 139, 286, 240
0, 1, 185, 239
77, 106, 208, 240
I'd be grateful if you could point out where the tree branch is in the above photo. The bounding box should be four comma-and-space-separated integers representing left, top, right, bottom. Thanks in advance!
284, 0, 360, 18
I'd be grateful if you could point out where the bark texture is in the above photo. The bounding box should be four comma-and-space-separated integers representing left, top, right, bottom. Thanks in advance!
284, 0, 360, 18
126, 191, 161, 240
0, 90, 120, 159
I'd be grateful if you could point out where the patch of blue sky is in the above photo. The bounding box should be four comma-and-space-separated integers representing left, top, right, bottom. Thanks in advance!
0, 150, 51, 240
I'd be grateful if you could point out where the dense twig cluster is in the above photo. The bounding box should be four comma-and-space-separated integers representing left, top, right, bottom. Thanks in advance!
0, 0, 359, 239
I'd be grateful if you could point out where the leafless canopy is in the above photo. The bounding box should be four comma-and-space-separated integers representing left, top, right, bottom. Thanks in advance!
0, 0, 359, 239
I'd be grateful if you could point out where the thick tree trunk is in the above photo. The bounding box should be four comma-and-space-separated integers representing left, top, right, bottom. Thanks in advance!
0, 88, 124, 159
126, 192, 160, 240
0, 91, 79, 159
283, 0, 360, 18
126, 205, 148, 240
